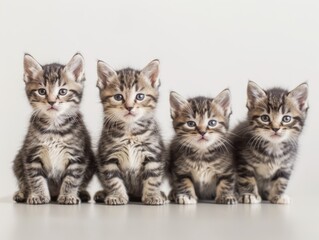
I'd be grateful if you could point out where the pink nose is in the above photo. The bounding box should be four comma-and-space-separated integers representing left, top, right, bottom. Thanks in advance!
199, 131, 206, 136
126, 106, 133, 112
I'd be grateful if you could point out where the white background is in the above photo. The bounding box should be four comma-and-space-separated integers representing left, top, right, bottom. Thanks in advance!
0, 0, 319, 230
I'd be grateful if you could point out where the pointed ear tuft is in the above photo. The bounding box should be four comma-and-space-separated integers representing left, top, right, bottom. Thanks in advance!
64, 53, 85, 82
213, 89, 232, 116
23, 54, 42, 83
141, 59, 160, 88
96, 60, 117, 89
169, 91, 189, 118
287, 82, 308, 111
247, 80, 267, 109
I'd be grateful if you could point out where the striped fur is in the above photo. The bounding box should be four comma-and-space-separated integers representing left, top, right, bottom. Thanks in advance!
233, 81, 308, 204
168, 90, 237, 204
94, 59, 167, 205
13, 53, 95, 205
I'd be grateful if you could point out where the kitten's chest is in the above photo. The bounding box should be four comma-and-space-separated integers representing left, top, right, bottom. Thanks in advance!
38, 136, 69, 177
254, 161, 280, 179
190, 162, 216, 183
188, 161, 217, 198
118, 136, 146, 171
252, 144, 286, 178
264, 142, 285, 157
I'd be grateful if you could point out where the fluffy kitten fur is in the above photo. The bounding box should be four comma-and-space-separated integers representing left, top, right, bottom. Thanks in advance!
94, 59, 166, 205
168, 90, 237, 204
233, 81, 308, 204
13, 53, 95, 204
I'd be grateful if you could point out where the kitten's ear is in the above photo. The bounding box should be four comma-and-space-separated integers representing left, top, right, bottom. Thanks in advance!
141, 59, 160, 88
23, 54, 42, 83
64, 53, 85, 82
287, 82, 309, 111
97, 60, 117, 89
170, 91, 189, 118
247, 80, 267, 109
213, 89, 232, 116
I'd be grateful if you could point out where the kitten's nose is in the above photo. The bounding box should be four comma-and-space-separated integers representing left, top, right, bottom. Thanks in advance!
48, 101, 56, 106
199, 131, 206, 136
126, 106, 133, 112
272, 128, 280, 133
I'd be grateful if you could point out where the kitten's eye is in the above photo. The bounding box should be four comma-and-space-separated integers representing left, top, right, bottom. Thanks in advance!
260, 115, 270, 122
58, 88, 68, 96
186, 121, 196, 127
208, 120, 217, 127
114, 94, 124, 101
136, 93, 145, 101
282, 115, 292, 123
38, 88, 46, 96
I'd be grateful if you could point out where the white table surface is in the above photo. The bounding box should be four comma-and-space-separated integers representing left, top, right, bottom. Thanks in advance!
1, 195, 318, 240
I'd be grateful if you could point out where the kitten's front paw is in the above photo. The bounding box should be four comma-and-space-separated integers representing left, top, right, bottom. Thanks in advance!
27, 194, 50, 205
270, 195, 290, 204
142, 192, 167, 205
216, 195, 238, 205
175, 194, 197, 205
58, 195, 80, 205
105, 194, 129, 205
13, 191, 27, 203
238, 193, 261, 204
78, 190, 91, 203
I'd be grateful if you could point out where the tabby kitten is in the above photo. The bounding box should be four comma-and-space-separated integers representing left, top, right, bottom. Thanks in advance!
94, 59, 166, 205
233, 81, 308, 204
168, 90, 237, 205
13, 53, 95, 205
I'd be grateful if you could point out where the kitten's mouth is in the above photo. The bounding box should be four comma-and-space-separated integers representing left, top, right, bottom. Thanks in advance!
47, 106, 58, 111
198, 137, 208, 142
270, 133, 281, 138
124, 112, 135, 117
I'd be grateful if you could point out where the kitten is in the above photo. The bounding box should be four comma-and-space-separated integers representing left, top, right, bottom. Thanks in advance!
233, 81, 308, 204
94, 59, 167, 205
13, 53, 95, 204
168, 90, 237, 204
